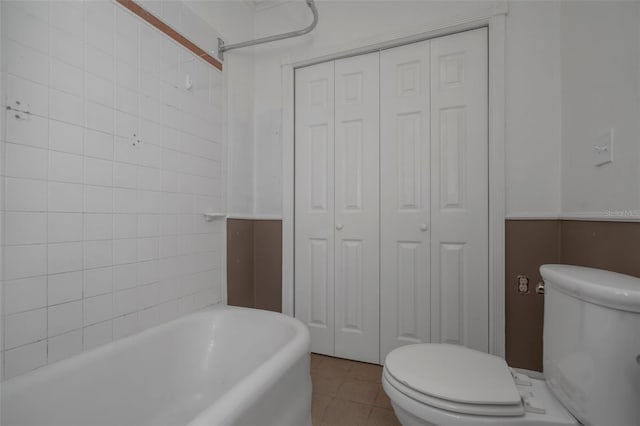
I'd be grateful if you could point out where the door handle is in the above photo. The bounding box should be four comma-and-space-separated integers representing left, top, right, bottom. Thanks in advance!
336, 224, 344, 230
420, 224, 428, 231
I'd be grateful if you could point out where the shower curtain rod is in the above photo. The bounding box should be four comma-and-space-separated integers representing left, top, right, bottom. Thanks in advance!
217, 0, 318, 60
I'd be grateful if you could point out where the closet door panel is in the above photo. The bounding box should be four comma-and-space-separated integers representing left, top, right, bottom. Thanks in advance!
380, 41, 431, 361
334, 52, 380, 363
294, 62, 336, 356
430, 28, 489, 352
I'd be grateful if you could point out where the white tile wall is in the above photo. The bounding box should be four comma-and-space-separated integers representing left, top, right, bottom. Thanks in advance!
1, 0, 226, 379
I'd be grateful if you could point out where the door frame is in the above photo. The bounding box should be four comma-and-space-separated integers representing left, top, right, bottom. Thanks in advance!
281, 9, 507, 358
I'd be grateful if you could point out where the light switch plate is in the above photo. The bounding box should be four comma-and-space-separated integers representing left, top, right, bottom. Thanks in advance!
593, 128, 614, 167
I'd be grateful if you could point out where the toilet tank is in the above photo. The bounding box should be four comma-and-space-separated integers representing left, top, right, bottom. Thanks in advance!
541, 265, 640, 426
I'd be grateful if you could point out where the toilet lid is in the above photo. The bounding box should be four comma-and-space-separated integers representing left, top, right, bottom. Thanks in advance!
385, 344, 522, 407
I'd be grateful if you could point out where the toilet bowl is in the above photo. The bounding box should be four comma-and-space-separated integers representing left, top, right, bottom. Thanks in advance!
382, 344, 578, 426
382, 265, 640, 426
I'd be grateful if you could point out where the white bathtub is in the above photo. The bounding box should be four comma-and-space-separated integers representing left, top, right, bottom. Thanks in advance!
1, 305, 311, 426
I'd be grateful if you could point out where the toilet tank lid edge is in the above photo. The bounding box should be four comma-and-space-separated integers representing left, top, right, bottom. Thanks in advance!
540, 264, 640, 313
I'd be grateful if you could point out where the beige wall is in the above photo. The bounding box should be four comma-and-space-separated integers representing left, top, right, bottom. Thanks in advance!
560, 1, 640, 219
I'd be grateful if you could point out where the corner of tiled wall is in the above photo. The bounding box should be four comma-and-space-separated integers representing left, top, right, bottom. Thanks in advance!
1, 0, 227, 380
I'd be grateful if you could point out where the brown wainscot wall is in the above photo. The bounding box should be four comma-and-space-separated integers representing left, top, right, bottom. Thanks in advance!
505, 219, 640, 371
227, 218, 640, 371
226, 219, 282, 313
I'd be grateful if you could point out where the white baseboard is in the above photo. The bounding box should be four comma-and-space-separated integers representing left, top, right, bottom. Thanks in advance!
227, 213, 284, 221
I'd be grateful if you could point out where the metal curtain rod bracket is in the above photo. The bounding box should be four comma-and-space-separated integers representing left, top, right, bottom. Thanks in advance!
217, 0, 318, 61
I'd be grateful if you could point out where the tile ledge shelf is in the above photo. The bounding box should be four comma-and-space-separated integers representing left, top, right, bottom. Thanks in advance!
203, 213, 228, 222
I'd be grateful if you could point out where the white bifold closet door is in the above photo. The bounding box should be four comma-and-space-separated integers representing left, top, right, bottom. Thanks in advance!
333, 53, 380, 363
295, 28, 488, 364
295, 61, 336, 355
380, 40, 432, 360
295, 53, 380, 363
429, 29, 489, 353
380, 28, 489, 361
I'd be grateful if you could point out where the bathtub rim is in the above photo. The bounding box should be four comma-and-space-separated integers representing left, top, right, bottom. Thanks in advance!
187, 307, 310, 425
1, 305, 310, 426
1, 305, 225, 390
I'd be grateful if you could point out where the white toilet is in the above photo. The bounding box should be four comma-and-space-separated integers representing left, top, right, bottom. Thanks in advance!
382, 264, 640, 426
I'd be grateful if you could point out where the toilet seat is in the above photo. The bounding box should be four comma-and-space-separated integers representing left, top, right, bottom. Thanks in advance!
384, 344, 525, 417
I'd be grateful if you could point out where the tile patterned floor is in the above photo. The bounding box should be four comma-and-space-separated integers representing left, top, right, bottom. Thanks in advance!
311, 353, 401, 426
